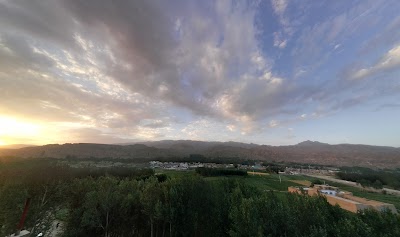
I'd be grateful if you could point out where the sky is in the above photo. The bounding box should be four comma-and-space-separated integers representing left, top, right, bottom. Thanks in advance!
0, 0, 399, 147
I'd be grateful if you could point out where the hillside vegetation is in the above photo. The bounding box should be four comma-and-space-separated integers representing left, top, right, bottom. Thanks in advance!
1, 140, 400, 168
1, 158, 399, 237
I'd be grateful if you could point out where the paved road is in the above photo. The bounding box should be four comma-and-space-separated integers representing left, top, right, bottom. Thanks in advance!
305, 174, 359, 187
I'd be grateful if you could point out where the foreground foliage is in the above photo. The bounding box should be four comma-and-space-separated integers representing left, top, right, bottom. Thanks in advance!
0, 159, 399, 237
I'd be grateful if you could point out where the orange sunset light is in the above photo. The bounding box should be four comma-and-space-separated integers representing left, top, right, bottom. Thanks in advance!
0, 116, 41, 145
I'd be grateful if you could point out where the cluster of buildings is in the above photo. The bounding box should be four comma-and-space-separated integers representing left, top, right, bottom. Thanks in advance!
288, 184, 397, 214
280, 166, 339, 175
149, 161, 236, 170
149, 161, 268, 170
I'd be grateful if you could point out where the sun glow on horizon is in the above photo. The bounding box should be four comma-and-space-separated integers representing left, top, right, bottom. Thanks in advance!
0, 116, 40, 135
0, 116, 42, 144
0, 115, 95, 145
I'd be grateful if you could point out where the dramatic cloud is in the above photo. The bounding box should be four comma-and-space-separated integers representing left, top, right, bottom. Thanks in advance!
0, 0, 399, 146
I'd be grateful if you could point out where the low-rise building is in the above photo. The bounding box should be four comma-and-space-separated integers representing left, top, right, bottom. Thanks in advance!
288, 184, 397, 214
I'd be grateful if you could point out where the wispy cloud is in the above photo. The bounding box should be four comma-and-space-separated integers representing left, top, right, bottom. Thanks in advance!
271, 0, 291, 48
349, 44, 400, 80
270, 0, 290, 31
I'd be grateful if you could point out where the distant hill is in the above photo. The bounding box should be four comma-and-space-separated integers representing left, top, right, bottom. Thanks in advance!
0, 144, 36, 149
0, 143, 180, 160
0, 140, 399, 168
139, 140, 259, 150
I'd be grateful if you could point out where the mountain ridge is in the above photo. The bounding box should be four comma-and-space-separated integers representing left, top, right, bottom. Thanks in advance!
1, 140, 399, 168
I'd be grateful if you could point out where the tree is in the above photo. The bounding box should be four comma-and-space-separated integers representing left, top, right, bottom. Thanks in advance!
140, 177, 163, 237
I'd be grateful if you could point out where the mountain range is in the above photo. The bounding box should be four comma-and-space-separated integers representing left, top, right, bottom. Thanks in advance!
1, 140, 399, 168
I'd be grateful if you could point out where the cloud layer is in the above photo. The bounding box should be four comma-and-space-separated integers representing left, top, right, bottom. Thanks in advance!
0, 0, 399, 145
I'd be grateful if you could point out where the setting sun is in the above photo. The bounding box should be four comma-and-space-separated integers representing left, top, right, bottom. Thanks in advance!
0, 116, 41, 145
0, 116, 39, 136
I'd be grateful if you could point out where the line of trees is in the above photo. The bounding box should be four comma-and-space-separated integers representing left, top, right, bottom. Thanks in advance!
337, 169, 400, 190
195, 167, 248, 177
1, 159, 400, 236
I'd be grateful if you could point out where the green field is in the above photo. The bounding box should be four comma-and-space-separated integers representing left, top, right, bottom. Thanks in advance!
154, 168, 195, 178
159, 169, 300, 191
158, 169, 400, 211
241, 174, 300, 191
